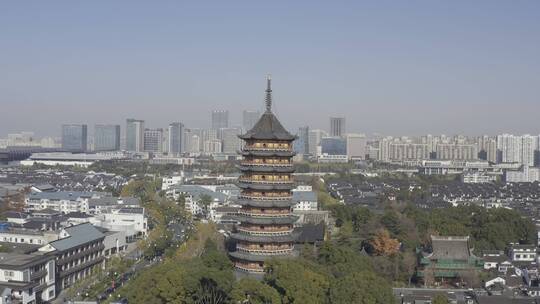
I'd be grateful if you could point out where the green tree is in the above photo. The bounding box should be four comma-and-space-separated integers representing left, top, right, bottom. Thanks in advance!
231, 278, 281, 304
329, 271, 393, 304
265, 260, 330, 304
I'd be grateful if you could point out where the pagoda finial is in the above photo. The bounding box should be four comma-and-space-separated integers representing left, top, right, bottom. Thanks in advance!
265, 74, 272, 112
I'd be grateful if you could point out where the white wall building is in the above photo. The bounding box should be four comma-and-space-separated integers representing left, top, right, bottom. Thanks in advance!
346, 133, 366, 160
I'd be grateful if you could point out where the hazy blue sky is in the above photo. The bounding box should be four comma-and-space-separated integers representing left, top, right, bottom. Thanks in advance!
1, 1, 539, 137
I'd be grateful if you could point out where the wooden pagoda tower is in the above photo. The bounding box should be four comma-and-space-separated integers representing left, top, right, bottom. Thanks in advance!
229, 76, 297, 273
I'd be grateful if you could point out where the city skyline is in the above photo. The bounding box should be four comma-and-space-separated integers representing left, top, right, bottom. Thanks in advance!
1, 1, 539, 136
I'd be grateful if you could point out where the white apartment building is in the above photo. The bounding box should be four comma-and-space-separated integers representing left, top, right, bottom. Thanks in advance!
509, 245, 537, 262
0, 252, 56, 303
506, 166, 540, 183
161, 174, 184, 190
25, 191, 111, 214
346, 134, 366, 160
292, 191, 318, 211
0, 228, 58, 246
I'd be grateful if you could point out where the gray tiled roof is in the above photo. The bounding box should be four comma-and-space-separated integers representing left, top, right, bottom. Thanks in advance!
239, 112, 295, 141
292, 191, 317, 202
117, 207, 144, 214
49, 223, 104, 251
430, 235, 471, 260
28, 191, 109, 201
170, 185, 227, 201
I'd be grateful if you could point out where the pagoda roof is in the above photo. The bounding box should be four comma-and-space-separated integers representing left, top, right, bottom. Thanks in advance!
239, 112, 295, 141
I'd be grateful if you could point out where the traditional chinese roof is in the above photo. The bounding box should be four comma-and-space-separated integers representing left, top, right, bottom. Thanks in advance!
239, 112, 295, 141
430, 235, 471, 260
238, 76, 295, 141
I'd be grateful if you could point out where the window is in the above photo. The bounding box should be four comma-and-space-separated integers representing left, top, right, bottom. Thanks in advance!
4, 271, 14, 278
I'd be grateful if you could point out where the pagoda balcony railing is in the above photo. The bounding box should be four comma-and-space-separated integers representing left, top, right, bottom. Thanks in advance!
243, 146, 292, 152
240, 162, 292, 167
237, 247, 293, 255
238, 211, 292, 217
235, 265, 265, 273
238, 178, 294, 185
238, 195, 292, 201
237, 228, 293, 235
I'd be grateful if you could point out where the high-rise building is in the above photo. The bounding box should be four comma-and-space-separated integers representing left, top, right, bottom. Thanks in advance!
522, 135, 538, 167
346, 133, 367, 160
308, 129, 327, 156
378, 137, 429, 162
94, 124, 120, 151
126, 119, 145, 152
143, 128, 163, 153
183, 128, 201, 154
242, 110, 260, 131
330, 117, 345, 137
212, 110, 229, 130
320, 137, 347, 156
203, 139, 222, 154
61, 124, 87, 152
221, 127, 242, 154
293, 126, 309, 156
168, 122, 184, 155
435, 143, 478, 160
496, 134, 539, 166
230, 76, 297, 274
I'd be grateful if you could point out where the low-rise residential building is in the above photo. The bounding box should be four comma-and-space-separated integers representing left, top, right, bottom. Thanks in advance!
0, 252, 56, 303
87, 196, 140, 214
0, 226, 58, 246
39, 223, 105, 292
510, 244, 537, 262
291, 191, 318, 211
101, 229, 127, 257
166, 184, 228, 216
25, 191, 110, 214
161, 174, 184, 190
95, 207, 147, 240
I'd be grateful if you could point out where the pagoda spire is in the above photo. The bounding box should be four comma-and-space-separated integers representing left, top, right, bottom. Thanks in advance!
265, 74, 272, 112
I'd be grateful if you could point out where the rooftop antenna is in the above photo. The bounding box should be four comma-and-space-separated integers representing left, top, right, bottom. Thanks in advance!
265, 74, 272, 112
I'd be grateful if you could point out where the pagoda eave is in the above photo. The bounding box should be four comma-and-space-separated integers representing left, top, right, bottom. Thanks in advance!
230, 215, 298, 225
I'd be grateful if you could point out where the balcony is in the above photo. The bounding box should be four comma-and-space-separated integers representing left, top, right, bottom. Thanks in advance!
237, 183, 294, 191
235, 264, 265, 273
243, 146, 292, 152
237, 226, 293, 235
238, 194, 292, 201
237, 162, 294, 173
237, 211, 292, 217
57, 244, 105, 266
238, 177, 293, 184
236, 247, 293, 255
59, 256, 104, 278
30, 269, 47, 280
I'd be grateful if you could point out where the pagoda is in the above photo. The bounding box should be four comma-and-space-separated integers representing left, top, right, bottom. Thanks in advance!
229, 76, 297, 273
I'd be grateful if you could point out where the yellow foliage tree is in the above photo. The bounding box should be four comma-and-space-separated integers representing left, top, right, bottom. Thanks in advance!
369, 229, 400, 256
